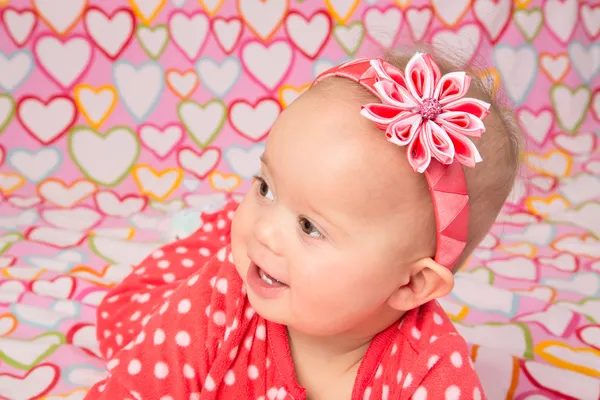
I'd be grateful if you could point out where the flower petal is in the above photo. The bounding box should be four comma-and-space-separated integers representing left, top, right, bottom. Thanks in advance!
434, 72, 471, 105
407, 126, 431, 173
446, 130, 482, 168
370, 59, 409, 89
423, 121, 455, 165
387, 113, 421, 146
437, 111, 486, 138
443, 97, 490, 119
360, 103, 406, 128
373, 80, 419, 109
405, 52, 441, 101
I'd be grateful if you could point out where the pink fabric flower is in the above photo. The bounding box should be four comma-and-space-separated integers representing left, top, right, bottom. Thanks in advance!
360, 52, 491, 173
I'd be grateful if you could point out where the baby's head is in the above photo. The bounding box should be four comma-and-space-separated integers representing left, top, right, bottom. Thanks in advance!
231, 49, 521, 338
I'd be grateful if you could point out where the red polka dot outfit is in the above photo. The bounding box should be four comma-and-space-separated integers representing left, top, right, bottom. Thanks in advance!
85, 203, 486, 399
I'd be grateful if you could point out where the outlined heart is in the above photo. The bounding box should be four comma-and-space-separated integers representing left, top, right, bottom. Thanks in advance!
525, 150, 572, 178
543, 0, 577, 44
224, 144, 264, 179
83, 6, 135, 60
112, 60, 164, 122
195, 57, 242, 97
554, 132, 596, 155
517, 108, 554, 145
127, 0, 166, 25
0, 330, 65, 369
405, 5, 433, 41
333, 21, 365, 56
31, 276, 77, 299
278, 83, 310, 108
177, 99, 227, 148
33, 34, 93, 90
493, 44, 538, 106
229, 98, 280, 142
363, 6, 402, 49
431, 24, 482, 65
0, 313, 17, 336
550, 84, 591, 133
138, 123, 184, 159
473, 0, 512, 43
94, 191, 147, 217
41, 206, 103, 231
68, 126, 140, 187
211, 16, 244, 55
7, 194, 42, 208
325, 0, 359, 23
66, 323, 101, 359
132, 164, 183, 201
1, 7, 38, 47
198, 0, 225, 16
177, 147, 221, 179
0, 363, 60, 399
237, 0, 288, 41
166, 69, 199, 98
0, 145, 4, 168
168, 10, 210, 61
0, 94, 15, 134
539, 53, 570, 83
16, 95, 77, 145
284, 10, 331, 59
513, 8, 543, 42
208, 171, 242, 192
136, 24, 169, 60
32, 0, 86, 36
568, 41, 600, 84
0, 173, 25, 195
25, 226, 87, 248
73, 84, 117, 129
578, 325, 600, 351
7, 147, 62, 183
0, 278, 26, 304
581, 3, 600, 40
37, 178, 98, 208
431, 0, 471, 27
241, 39, 294, 91
23, 249, 86, 273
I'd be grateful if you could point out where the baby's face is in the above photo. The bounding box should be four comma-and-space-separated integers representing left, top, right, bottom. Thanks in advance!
231, 85, 433, 337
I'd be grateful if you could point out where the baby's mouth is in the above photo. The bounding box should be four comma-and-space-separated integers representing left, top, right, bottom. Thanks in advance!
257, 267, 285, 286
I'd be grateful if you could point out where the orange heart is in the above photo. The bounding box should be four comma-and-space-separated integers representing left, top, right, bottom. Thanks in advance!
513, 285, 557, 303
325, 0, 360, 24
40, 388, 88, 399
36, 178, 98, 207
539, 53, 570, 83
477, 68, 501, 97
499, 242, 537, 257
432, 0, 472, 27
32, 0, 87, 36
514, 0, 533, 9
525, 194, 571, 217
278, 83, 310, 108
535, 341, 600, 378
237, 0, 289, 42
208, 171, 242, 192
0, 313, 18, 336
166, 69, 199, 99
393, 0, 412, 9
132, 164, 183, 201
128, 0, 166, 25
0, 173, 25, 195
524, 149, 573, 177
73, 84, 118, 129
69, 264, 116, 288
198, 0, 225, 16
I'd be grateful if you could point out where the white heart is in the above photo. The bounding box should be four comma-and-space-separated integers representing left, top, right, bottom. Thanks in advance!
31, 276, 75, 299
136, 25, 168, 58
2, 9, 36, 46
432, 24, 482, 65
229, 99, 280, 141
242, 41, 293, 90
38, 179, 96, 208
139, 124, 183, 158
285, 12, 331, 57
178, 100, 226, 147
41, 207, 103, 231
212, 17, 242, 53
543, 0, 577, 43
17, 96, 75, 144
0, 51, 32, 91
551, 85, 591, 132
94, 191, 146, 218
493, 45, 537, 105
405, 7, 433, 41
169, 11, 209, 60
35, 36, 92, 88
8, 148, 60, 182
196, 58, 240, 97
113, 61, 163, 121
0, 364, 58, 400
518, 109, 553, 145
225, 145, 264, 179
178, 148, 220, 179
237, 0, 287, 40
84, 8, 134, 58
32, 0, 86, 34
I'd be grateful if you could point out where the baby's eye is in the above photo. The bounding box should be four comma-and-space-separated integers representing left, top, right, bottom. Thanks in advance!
256, 177, 274, 200
299, 217, 322, 238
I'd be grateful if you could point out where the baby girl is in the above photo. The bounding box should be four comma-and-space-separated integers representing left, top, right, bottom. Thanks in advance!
84, 50, 520, 400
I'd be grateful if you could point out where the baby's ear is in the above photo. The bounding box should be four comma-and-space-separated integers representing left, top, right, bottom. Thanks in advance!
386, 258, 454, 312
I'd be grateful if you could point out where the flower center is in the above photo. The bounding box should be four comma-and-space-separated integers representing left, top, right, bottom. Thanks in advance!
419, 98, 442, 120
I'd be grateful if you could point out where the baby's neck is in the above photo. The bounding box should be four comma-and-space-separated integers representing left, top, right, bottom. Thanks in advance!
287, 327, 373, 399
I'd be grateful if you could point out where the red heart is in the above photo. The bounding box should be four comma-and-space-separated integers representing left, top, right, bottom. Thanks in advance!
16, 95, 78, 145
83, 6, 136, 60
0, 7, 38, 47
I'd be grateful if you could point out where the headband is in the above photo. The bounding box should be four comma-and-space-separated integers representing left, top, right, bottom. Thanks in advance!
313, 53, 490, 270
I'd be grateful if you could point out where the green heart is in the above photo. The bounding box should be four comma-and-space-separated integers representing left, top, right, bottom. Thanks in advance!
88, 236, 118, 264
0, 331, 65, 370
150, 199, 185, 213
513, 8, 543, 43
465, 266, 495, 284
333, 22, 365, 56
558, 298, 600, 324
0, 232, 22, 254
68, 125, 140, 187
178, 99, 227, 149
136, 24, 169, 60
550, 84, 591, 134
0, 94, 15, 134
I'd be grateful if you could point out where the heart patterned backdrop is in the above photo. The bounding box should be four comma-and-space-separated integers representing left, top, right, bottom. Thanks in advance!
0, 0, 599, 398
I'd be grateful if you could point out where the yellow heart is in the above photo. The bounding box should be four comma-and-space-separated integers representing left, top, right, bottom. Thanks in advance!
325, 0, 360, 24
525, 194, 571, 217
2, 267, 45, 280
446, 304, 469, 321
40, 388, 88, 399
128, 0, 166, 24
514, 0, 532, 9
499, 242, 537, 257
536, 341, 600, 378
89, 227, 135, 240
278, 83, 310, 108
73, 84, 117, 129
208, 171, 242, 192
0, 173, 25, 195
132, 164, 183, 201
524, 149, 572, 177
198, 0, 224, 16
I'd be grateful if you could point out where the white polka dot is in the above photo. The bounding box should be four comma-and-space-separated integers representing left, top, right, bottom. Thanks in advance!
97, 383, 106, 392
205, 305, 211, 317
217, 219, 227, 229
362, 387, 371, 400
382, 385, 389, 400
176, 246, 188, 254
266, 357, 271, 368
411, 327, 421, 340
248, 365, 259, 380
451, 351, 463, 368
433, 312, 444, 325
204, 374, 216, 391
202, 223, 214, 232
199, 247, 211, 257
445, 385, 461, 400
391, 343, 398, 355
375, 365, 383, 379
412, 386, 427, 400
103, 330, 111, 339
154, 361, 169, 379
130, 310, 141, 321
107, 295, 119, 303
183, 363, 195, 378
396, 369, 403, 384
182, 258, 194, 267
216, 278, 228, 294
159, 301, 169, 314
189, 394, 200, 400
115, 334, 123, 345
162, 289, 174, 298
224, 370, 236, 385
227, 210, 235, 219
176, 331, 191, 347
178, 299, 191, 314
267, 387, 278, 400
244, 336, 253, 350
131, 391, 142, 400
430, 335, 438, 343
107, 359, 119, 370
229, 346, 238, 360
135, 331, 145, 344
209, 276, 217, 287
128, 359, 141, 375
427, 355, 439, 369
124, 341, 133, 351
101, 311, 109, 319
157, 259, 170, 269
160, 396, 174, 400
137, 293, 150, 303
256, 324, 266, 340
152, 250, 164, 258
116, 322, 122, 328
154, 329, 165, 345
188, 275, 199, 286
134, 267, 146, 275
402, 373, 413, 389
163, 273, 175, 282
245, 307, 255, 319
106, 348, 113, 358
473, 387, 481, 400
276, 388, 288, 400
213, 310, 226, 325
141, 315, 151, 326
